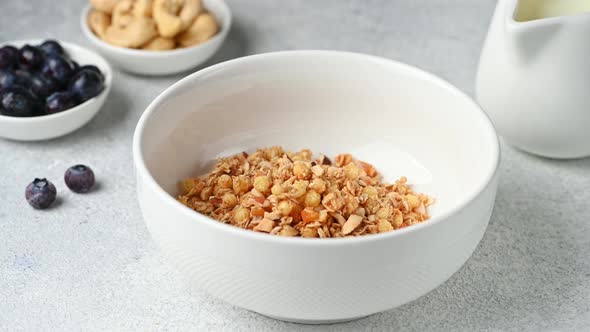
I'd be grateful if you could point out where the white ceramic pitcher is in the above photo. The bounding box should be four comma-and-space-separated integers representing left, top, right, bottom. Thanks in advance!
476, 0, 590, 159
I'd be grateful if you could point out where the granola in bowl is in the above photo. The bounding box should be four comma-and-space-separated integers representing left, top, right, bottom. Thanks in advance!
178, 147, 434, 238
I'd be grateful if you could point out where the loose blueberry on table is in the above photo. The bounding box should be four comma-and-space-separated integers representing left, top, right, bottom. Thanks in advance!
25, 178, 57, 210
64, 164, 95, 193
0, 40, 105, 118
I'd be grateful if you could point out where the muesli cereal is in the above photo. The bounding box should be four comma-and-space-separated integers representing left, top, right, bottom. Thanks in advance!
178, 147, 434, 238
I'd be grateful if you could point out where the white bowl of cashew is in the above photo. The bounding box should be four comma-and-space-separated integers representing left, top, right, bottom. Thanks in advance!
80, 0, 231, 76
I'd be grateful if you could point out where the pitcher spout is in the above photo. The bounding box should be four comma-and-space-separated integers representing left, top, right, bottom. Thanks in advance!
505, 0, 565, 63
512, 0, 590, 22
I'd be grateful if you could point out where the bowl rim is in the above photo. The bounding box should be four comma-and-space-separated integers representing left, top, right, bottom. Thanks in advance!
80, 0, 232, 58
133, 50, 501, 246
0, 39, 113, 124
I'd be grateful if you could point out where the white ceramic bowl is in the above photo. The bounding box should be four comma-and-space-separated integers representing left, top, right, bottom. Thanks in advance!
133, 51, 500, 323
0, 40, 112, 141
80, 0, 231, 76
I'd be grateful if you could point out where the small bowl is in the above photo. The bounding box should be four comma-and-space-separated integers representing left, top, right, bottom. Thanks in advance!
133, 51, 500, 323
80, 0, 232, 76
0, 40, 112, 141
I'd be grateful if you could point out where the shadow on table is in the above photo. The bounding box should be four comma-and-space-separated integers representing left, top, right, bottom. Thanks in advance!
509, 144, 590, 171
84, 87, 132, 137
200, 18, 251, 68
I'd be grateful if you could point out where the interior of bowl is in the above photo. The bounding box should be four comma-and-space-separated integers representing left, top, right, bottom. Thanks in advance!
137, 51, 499, 219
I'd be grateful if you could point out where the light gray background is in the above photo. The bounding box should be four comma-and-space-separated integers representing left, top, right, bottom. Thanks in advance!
1, 0, 589, 331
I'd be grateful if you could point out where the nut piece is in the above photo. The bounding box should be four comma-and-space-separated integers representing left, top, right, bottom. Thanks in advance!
406, 194, 421, 209
216, 174, 232, 189
310, 164, 324, 177
133, 0, 153, 17
271, 184, 284, 196
335, 154, 353, 167
112, 0, 134, 27
343, 162, 359, 179
322, 191, 344, 212
253, 218, 275, 233
359, 161, 378, 177
91, 0, 120, 14
179, 0, 203, 31
293, 161, 311, 179
342, 214, 363, 235
88, 9, 111, 38
377, 219, 393, 233
233, 175, 250, 194
279, 226, 299, 237
376, 207, 390, 219
303, 190, 321, 207
309, 178, 326, 193
393, 210, 404, 228
301, 227, 318, 238
277, 200, 293, 216
253, 176, 271, 194
222, 193, 238, 207
233, 207, 250, 224
289, 180, 308, 198
104, 16, 158, 48
176, 12, 219, 47
153, 0, 184, 38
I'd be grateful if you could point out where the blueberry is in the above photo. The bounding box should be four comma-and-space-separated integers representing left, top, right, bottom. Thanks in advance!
13, 70, 33, 89
0, 70, 17, 88
41, 54, 73, 86
75, 65, 103, 81
39, 40, 64, 56
64, 165, 95, 193
19, 45, 44, 70
0, 46, 19, 70
70, 60, 80, 70
69, 70, 104, 102
25, 178, 57, 209
31, 74, 59, 99
0, 87, 40, 117
0, 69, 34, 90
46, 91, 78, 114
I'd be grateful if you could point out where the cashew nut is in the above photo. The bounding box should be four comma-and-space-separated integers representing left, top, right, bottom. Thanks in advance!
88, 0, 217, 51
152, 0, 183, 38
112, 0, 134, 28
90, 0, 119, 14
88, 9, 112, 38
133, 0, 153, 17
179, 0, 203, 31
104, 16, 158, 48
142, 37, 175, 50
176, 12, 218, 47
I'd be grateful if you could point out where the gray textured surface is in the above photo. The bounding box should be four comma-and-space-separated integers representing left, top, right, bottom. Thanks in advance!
1, 0, 589, 331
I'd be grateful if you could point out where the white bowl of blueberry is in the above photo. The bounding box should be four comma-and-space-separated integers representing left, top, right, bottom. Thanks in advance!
0, 39, 112, 141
